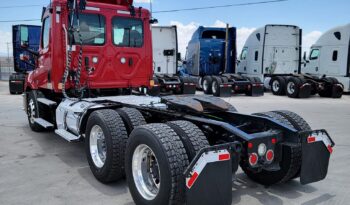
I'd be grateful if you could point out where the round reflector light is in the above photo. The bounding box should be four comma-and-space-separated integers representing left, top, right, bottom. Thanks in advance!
249, 153, 258, 166
258, 143, 267, 156
266, 150, 274, 162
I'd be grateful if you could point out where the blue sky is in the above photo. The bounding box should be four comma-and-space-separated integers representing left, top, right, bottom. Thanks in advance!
0, 0, 349, 55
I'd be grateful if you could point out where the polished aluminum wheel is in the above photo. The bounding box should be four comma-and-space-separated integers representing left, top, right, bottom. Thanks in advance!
212, 80, 218, 94
287, 81, 296, 94
203, 79, 209, 92
272, 80, 280, 92
89, 125, 107, 168
132, 144, 160, 200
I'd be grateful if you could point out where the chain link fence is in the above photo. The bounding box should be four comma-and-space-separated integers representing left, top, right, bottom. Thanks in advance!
0, 57, 14, 81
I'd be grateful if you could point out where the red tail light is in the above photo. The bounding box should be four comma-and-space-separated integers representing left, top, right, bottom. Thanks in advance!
266, 150, 274, 162
249, 153, 258, 166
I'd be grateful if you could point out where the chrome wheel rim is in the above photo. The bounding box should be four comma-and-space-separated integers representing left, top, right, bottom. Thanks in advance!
203, 79, 209, 91
28, 99, 36, 124
272, 80, 280, 92
132, 144, 160, 200
212, 81, 218, 94
90, 125, 107, 168
287, 81, 296, 94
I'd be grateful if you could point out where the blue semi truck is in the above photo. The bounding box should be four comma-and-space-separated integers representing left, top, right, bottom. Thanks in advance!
184, 26, 264, 97
9, 25, 41, 94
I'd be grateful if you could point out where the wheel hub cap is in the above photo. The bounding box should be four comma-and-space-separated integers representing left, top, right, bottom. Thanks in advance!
132, 144, 160, 200
90, 125, 107, 168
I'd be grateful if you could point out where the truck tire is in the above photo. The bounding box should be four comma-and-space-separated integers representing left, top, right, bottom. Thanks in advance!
167, 120, 210, 161
211, 76, 222, 97
272, 110, 311, 179
319, 77, 343, 98
26, 90, 45, 132
125, 124, 189, 205
270, 76, 286, 96
285, 77, 303, 98
85, 109, 128, 183
203, 76, 213, 94
241, 111, 301, 185
117, 108, 146, 135
197, 77, 203, 90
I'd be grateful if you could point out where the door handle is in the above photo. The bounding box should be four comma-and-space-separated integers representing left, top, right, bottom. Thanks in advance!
316, 67, 319, 72
129, 58, 133, 67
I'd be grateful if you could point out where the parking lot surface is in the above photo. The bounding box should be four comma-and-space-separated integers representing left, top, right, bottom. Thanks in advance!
0, 80, 349, 205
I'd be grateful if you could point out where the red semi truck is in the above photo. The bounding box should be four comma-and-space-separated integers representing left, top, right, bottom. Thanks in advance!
23, 1, 335, 204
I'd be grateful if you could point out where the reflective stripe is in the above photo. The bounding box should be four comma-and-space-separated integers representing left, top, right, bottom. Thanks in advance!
186, 150, 230, 189
307, 132, 333, 153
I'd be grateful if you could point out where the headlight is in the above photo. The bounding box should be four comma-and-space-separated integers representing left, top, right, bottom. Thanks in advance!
258, 143, 267, 156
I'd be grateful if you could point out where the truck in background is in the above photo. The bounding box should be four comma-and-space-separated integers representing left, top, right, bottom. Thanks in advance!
151, 26, 196, 95
302, 23, 350, 94
9, 25, 41, 94
237, 24, 344, 98
237, 25, 302, 90
184, 26, 264, 97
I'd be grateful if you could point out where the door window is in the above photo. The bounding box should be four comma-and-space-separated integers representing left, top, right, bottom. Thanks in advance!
42, 17, 51, 48
20, 26, 29, 46
112, 17, 144, 47
71, 14, 106, 45
309, 49, 320, 60
241, 48, 248, 60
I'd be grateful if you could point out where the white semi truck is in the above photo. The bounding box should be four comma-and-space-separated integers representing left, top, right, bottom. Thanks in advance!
237, 24, 302, 85
303, 23, 350, 92
237, 24, 344, 98
151, 26, 196, 94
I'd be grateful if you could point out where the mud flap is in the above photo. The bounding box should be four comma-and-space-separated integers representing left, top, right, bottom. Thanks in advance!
298, 84, 312, 98
182, 83, 197, 94
331, 84, 343, 98
300, 130, 335, 185
218, 84, 232, 97
184, 143, 241, 205
247, 84, 264, 97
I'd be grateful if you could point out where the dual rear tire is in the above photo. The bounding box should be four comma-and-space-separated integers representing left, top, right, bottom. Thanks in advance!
85, 109, 209, 204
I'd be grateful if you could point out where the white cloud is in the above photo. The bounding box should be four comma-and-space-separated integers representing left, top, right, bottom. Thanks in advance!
236, 27, 256, 54
0, 30, 12, 56
302, 31, 322, 54
170, 20, 256, 57
170, 21, 199, 57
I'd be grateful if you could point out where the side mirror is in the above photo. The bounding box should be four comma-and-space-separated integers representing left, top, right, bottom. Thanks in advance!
177, 53, 182, 61
149, 18, 158, 24
303, 51, 307, 61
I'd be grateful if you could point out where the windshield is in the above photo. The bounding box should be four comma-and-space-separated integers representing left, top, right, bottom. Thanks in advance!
112, 17, 144, 47
71, 14, 106, 45
202, 30, 226, 39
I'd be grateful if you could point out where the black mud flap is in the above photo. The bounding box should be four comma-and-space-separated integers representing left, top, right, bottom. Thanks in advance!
300, 130, 335, 185
298, 84, 312, 98
184, 143, 241, 205
182, 83, 197, 94
247, 84, 264, 97
218, 84, 232, 97
331, 84, 343, 98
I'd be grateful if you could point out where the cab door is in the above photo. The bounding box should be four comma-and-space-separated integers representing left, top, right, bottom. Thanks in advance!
34, 15, 52, 89
304, 48, 321, 75
237, 47, 248, 73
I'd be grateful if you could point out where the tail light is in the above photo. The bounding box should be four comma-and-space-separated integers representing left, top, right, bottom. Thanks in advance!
266, 150, 274, 162
249, 153, 258, 166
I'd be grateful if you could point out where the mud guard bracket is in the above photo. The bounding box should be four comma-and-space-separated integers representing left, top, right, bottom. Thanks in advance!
300, 130, 335, 185
184, 142, 241, 205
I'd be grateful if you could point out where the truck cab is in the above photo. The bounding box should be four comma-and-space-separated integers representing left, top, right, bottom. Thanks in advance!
303, 24, 350, 92
237, 25, 302, 83
9, 25, 41, 94
26, 0, 153, 96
